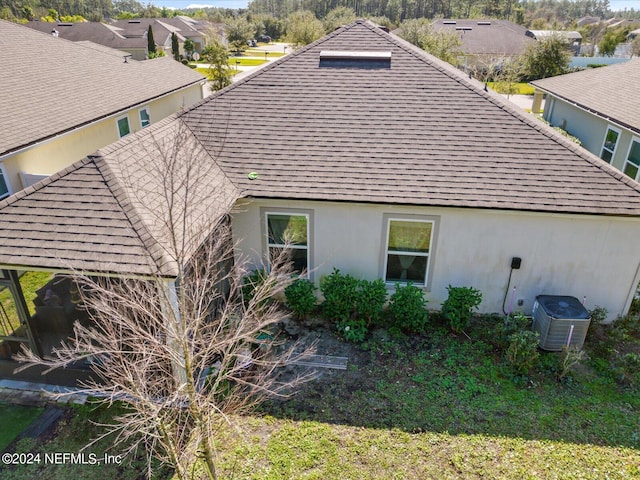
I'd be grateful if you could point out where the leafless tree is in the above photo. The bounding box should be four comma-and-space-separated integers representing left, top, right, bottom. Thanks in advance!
16, 119, 315, 480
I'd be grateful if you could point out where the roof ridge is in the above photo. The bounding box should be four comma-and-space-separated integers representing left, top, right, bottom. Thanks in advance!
90, 151, 178, 277
182, 22, 363, 115
176, 117, 243, 197
371, 23, 640, 197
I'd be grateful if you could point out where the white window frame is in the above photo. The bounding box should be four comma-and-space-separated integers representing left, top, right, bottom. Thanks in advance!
0, 163, 12, 200
138, 106, 151, 128
599, 125, 621, 163
262, 208, 312, 279
623, 136, 640, 182
116, 114, 131, 138
381, 214, 438, 289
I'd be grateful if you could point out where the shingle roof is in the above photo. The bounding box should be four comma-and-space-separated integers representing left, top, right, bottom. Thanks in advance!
25, 21, 147, 52
531, 59, 640, 135
3, 19, 640, 275
430, 19, 535, 56
0, 20, 204, 157
0, 118, 239, 276
182, 20, 640, 216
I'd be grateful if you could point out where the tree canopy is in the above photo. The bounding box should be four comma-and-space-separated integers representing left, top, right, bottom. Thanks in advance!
520, 34, 571, 80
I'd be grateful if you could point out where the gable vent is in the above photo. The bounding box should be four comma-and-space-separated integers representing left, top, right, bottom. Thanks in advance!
319, 50, 391, 69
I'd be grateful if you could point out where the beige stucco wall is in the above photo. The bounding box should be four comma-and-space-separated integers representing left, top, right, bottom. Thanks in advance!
544, 95, 635, 174
0, 83, 203, 193
232, 198, 640, 320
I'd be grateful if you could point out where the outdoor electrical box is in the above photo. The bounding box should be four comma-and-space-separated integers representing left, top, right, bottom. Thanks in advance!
511, 257, 522, 269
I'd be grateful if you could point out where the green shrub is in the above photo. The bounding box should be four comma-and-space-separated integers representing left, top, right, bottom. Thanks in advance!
320, 268, 359, 322
612, 352, 640, 386
493, 312, 530, 349
558, 346, 587, 381
320, 269, 387, 342
357, 279, 387, 326
388, 283, 428, 334
337, 318, 367, 343
587, 305, 608, 340
285, 278, 317, 319
441, 286, 482, 333
506, 330, 540, 374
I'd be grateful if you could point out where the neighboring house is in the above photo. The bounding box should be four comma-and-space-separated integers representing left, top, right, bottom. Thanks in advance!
531, 60, 640, 182
110, 17, 224, 58
25, 17, 223, 60
0, 20, 206, 198
576, 16, 600, 28
3, 20, 640, 383
25, 20, 148, 60
430, 19, 535, 71
525, 29, 582, 54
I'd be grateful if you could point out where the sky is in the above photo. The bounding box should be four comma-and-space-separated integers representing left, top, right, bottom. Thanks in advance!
150, 0, 640, 11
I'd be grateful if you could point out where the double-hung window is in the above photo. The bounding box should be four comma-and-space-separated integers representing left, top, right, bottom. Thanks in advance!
623, 138, 640, 181
265, 211, 310, 276
0, 164, 11, 200
139, 107, 151, 128
383, 216, 436, 287
117, 115, 131, 138
600, 126, 620, 163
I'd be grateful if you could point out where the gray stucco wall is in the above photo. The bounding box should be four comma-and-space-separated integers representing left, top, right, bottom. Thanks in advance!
232, 198, 640, 320
544, 96, 636, 175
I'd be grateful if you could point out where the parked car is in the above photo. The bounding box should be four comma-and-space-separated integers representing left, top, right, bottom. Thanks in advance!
258, 35, 271, 43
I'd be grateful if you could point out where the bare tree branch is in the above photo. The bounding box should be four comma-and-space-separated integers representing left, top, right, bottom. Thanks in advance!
15, 120, 316, 479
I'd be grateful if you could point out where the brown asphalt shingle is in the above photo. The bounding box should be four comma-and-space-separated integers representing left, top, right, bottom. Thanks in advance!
0, 118, 239, 276
531, 59, 640, 135
182, 20, 640, 216
0, 20, 204, 157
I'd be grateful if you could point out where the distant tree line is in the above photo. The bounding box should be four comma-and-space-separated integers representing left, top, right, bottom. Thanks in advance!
247, 0, 638, 24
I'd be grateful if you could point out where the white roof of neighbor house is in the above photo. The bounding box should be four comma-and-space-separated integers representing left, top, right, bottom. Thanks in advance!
526, 30, 582, 40
531, 59, 640, 135
0, 20, 205, 158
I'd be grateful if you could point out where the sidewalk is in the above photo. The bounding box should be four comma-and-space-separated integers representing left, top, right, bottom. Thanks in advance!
0, 378, 87, 407
501, 94, 545, 112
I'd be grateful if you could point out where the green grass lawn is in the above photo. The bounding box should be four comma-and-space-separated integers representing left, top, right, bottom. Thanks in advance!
0, 403, 171, 480
487, 82, 535, 95
228, 58, 268, 67
0, 403, 43, 451
0, 271, 51, 335
245, 49, 286, 58
3, 316, 639, 479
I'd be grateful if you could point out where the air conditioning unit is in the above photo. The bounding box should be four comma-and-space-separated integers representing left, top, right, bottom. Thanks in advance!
531, 295, 590, 351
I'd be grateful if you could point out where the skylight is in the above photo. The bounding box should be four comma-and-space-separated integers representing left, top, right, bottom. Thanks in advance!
319, 51, 392, 69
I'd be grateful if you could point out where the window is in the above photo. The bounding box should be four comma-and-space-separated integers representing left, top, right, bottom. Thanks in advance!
0, 164, 11, 200
265, 212, 310, 275
139, 107, 151, 128
383, 216, 436, 287
623, 138, 640, 181
600, 126, 620, 163
116, 115, 131, 138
